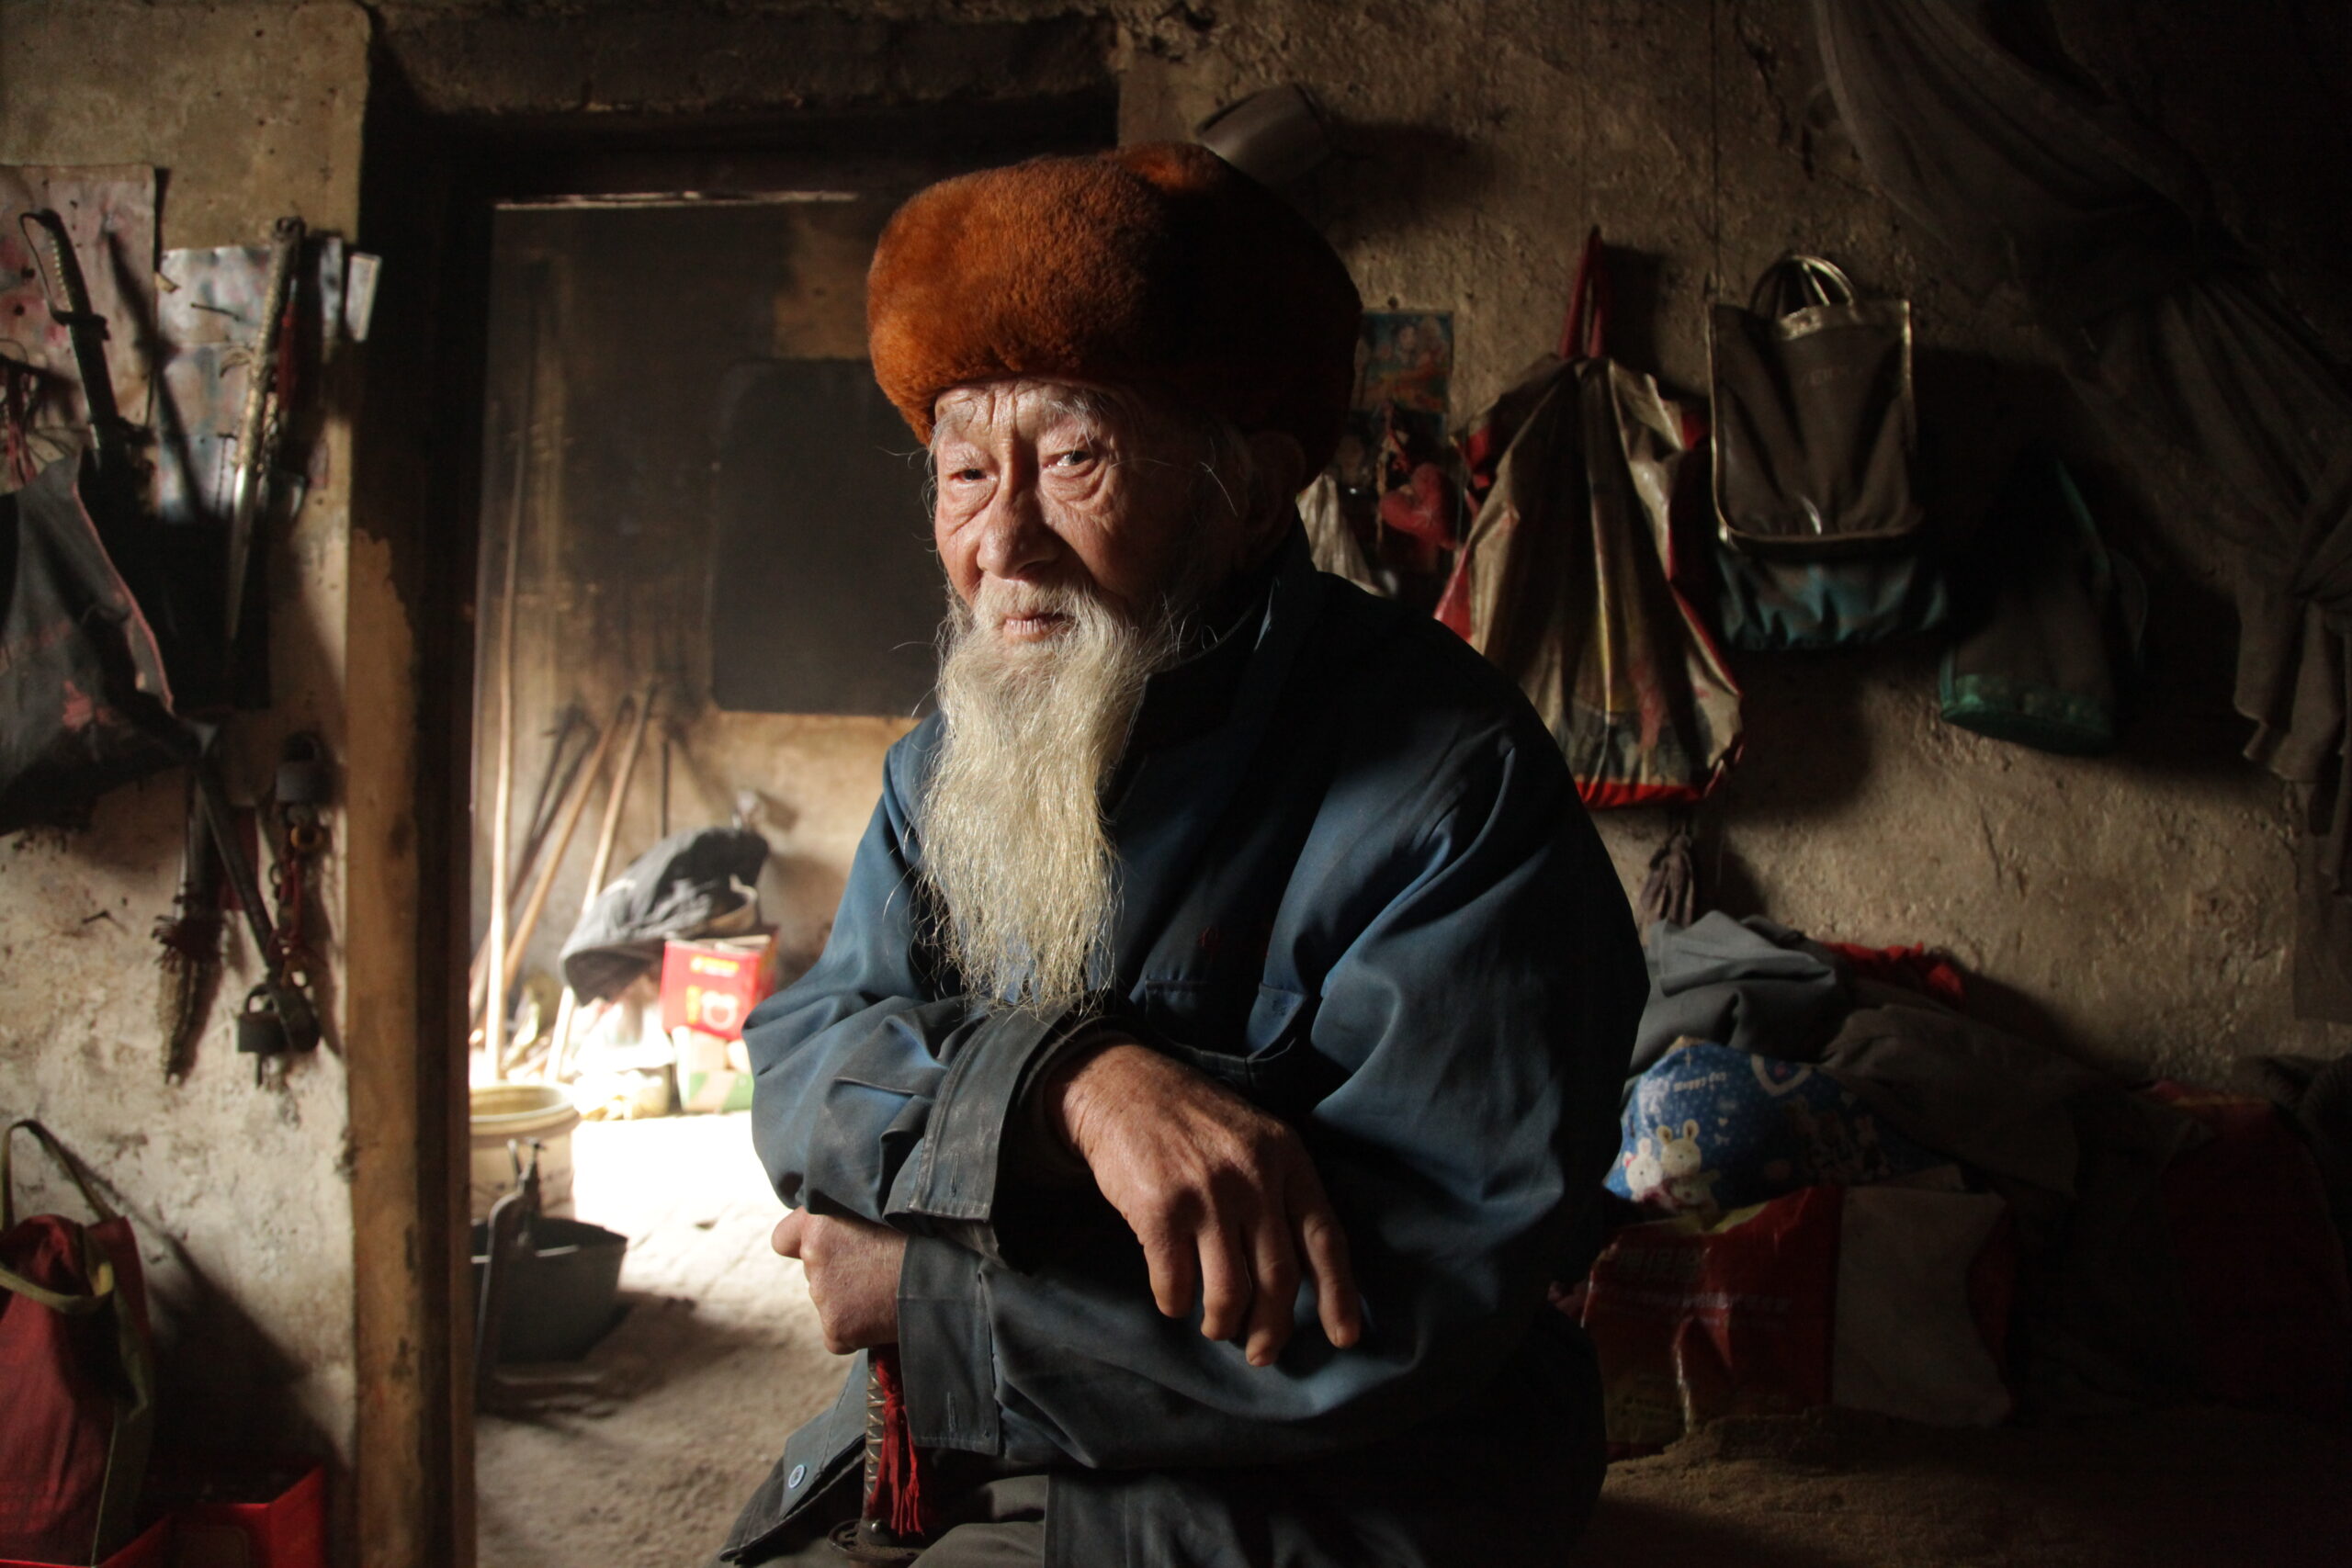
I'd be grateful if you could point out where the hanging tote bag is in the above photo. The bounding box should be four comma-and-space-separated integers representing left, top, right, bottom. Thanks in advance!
0, 1120, 156, 1564
1939, 450, 2146, 754
1440, 231, 1742, 807
1708, 255, 1948, 649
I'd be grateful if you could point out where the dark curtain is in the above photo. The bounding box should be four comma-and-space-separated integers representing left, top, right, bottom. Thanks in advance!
1814, 0, 2352, 1017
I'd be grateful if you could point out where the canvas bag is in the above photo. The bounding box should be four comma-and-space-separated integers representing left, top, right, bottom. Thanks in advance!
1578, 1182, 2015, 1450
1709, 255, 1948, 648
0, 1120, 156, 1564
1439, 231, 1742, 807
0, 453, 191, 833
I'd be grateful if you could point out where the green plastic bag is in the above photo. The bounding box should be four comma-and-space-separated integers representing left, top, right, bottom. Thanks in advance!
1939, 453, 2145, 755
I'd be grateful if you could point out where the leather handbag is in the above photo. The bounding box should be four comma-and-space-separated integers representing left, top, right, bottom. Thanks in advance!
0, 1120, 156, 1564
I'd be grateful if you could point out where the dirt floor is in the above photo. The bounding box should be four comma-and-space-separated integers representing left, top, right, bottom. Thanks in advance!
476, 1115, 2352, 1567
474, 1113, 837, 1568
1577, 1404, 2352, 1567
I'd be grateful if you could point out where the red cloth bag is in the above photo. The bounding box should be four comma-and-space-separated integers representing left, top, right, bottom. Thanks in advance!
1438, 231, 1741, 807
2149, 1085, 2352, 1416
0, 1121, 154, 1564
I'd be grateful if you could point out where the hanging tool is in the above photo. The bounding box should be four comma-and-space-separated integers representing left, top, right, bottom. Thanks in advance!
224, 217, 304, 651
17, 209, 135, 490
483, 360, 535, 1082
511, 705, 596, 906
577, 684, 655, 945
24, 209, 323, 1085
155, 773, 223, 1082
468, 705, 606, 1024
26, 208, 227, 1077
466, 705, 599, 1021
268, 732, 331, 999
187, 726, 320, 1083
470, 694, 622, 1030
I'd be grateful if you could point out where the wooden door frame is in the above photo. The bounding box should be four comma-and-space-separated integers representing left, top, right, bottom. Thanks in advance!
345, 56, 1114, 1565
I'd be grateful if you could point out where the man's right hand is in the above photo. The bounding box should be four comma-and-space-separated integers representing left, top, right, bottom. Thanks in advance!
1044, 1042, 1363, 1367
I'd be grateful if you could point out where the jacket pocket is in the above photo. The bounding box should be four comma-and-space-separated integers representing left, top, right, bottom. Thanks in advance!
1132, 981, 1340, 1120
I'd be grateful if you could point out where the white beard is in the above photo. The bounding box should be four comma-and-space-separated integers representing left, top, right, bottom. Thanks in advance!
914, 580, 1182, 1010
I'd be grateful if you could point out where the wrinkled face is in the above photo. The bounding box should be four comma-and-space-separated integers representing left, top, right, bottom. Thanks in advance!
929, 380, 1250, 641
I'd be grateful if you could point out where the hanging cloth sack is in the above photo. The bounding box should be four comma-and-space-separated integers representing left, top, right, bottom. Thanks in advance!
1939, 450, 2146, 754
1709, 255, 1949, 649
4, 211, 205, 835
1440, 231, 1742, 807
0, 1120, 156, 1564
0, 451, 193, 833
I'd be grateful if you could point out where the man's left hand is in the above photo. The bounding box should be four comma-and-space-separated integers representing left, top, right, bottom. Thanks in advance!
772, 1208, 905, 1354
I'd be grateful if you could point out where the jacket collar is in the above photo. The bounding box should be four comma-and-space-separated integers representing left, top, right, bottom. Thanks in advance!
1115, 522, 1314, 776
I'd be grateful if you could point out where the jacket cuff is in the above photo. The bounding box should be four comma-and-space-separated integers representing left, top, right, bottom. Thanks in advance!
897, 1234, 1001, 1454
890, 1004, 1097, 1226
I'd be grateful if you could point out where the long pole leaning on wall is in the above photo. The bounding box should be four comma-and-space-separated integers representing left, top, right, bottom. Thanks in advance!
481, 292, 540, 1084
544, 682, 655, 1082
492, 694, 628, 1074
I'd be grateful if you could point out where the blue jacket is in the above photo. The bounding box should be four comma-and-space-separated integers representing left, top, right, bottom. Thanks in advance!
722, 530, 1644, 1566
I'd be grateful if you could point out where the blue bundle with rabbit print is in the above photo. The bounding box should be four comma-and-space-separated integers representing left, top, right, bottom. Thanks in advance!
1606, 1040, 1940, 1219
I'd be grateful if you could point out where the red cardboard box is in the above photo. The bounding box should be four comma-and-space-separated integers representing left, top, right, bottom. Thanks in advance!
166, 1463, 322, 1568
659, 936, 774, 1043
0, 1516, 170, 1568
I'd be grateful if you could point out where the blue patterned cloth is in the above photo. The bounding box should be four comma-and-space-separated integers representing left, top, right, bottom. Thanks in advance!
1607, 1040, 1940, 1215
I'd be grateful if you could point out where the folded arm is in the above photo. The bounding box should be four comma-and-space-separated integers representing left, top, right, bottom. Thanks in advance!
743, 741, 1101, 1254
919, 732, 1636, 1469
750, 724, 1639, 1471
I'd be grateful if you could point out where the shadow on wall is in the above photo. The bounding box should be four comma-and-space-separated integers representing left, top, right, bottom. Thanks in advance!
0, 1122, 337, 1461
143, 1232, 334, 1458
763, 851, 850, 987
1601, 246, 1672, 383
1306, 121, 1498, 254
2083, 461, 2255, 780
1709, 646, 1907, 825
24, 1145, 345, 1465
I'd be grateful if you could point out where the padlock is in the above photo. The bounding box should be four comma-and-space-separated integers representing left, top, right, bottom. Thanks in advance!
276, 734, 330, 807
237, 986, 288, 1055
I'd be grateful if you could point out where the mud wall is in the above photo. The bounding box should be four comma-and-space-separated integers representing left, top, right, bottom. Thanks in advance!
1101, 0, 2348, 1078
0, 0, 377, 1516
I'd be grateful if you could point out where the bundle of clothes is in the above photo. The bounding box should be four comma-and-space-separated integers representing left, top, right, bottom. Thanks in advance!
1564, 912, 2352, 1450
556, 825, 770, 1117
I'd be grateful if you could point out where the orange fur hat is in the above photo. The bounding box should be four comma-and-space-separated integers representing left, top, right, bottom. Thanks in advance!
866, 142, 1363, 472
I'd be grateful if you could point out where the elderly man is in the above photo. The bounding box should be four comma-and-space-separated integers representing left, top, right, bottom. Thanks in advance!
718, 144, 1644, 1568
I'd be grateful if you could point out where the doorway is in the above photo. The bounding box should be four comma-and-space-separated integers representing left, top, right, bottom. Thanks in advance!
433, 100, 1114, 1568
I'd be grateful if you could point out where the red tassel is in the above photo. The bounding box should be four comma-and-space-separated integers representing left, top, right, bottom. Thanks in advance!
867, 1348, 932, 1540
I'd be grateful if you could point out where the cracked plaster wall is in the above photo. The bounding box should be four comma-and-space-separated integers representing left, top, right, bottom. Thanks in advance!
0, 0, 375, 1524
1115, 0, 2352, 1079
